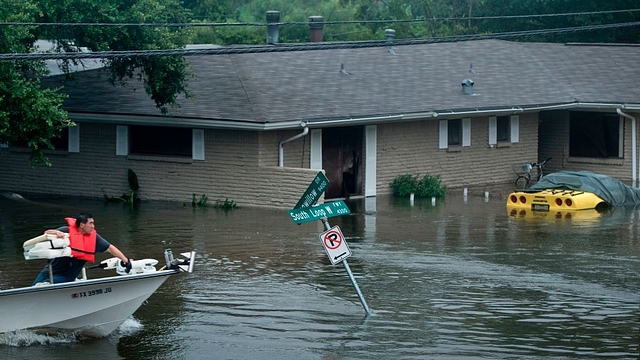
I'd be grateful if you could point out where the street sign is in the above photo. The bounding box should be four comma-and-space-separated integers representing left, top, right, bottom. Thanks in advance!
294, 171, 329, 209
319, 225, 351, 265
288, 200, 351, 225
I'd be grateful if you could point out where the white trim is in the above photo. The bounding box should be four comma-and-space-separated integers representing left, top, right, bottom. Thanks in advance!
116, 126, 128, 156
365, 125, 377, 197
462, 118, 471, 147
310, 129, 322, 170
510, 115, 520, 143
439, 120, 448, 149
618, 117, 624, 158
488, 116, 497, 145
192, 129, 205, 160
68, 124, 80, 153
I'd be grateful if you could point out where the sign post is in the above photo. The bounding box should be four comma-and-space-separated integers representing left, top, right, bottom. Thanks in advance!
288, 171, 372, 316
320, 219, 371, 315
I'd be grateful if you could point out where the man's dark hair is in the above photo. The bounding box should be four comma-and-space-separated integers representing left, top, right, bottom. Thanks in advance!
76, 213, 94, 227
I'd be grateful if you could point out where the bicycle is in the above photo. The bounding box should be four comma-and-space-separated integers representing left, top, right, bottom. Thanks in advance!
513, 157, 552, 190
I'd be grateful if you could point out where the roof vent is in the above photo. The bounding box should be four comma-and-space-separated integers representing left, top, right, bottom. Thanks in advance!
385, 29, 396, 55
461, 79, 474, 95
266, 11, 280, 44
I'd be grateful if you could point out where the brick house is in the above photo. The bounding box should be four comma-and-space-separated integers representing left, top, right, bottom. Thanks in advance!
0, 39, 639, 208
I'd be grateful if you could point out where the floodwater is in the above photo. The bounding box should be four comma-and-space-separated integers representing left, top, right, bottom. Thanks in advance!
0, 193, 638, 360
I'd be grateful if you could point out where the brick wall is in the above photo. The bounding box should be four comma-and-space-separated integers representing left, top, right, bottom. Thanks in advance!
0, 124, 321, 209
539, 110, 638, 183
375, 114, 539, 197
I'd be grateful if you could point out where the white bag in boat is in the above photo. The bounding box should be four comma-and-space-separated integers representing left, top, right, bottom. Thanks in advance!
23, 234, 71, 260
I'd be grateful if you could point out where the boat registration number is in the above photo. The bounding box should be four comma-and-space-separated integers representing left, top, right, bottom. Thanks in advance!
531, 204, 550, 212
71, 287, 112, 299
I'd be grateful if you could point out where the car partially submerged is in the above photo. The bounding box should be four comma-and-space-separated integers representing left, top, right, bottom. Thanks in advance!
506, 170, 640, 213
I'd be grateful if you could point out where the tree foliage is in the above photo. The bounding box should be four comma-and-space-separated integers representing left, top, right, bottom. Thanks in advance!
0, 0, 193, 165
34, 0, 193, 111
189, 0, 374, 44
0, 0, 71, 166
187, 0, 640, 44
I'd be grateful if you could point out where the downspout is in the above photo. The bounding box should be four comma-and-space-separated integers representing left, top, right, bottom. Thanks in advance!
617, 108, 637, 186
278, 122, 308, 167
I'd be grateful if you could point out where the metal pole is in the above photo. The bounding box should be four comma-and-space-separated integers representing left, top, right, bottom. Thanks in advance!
322, 219, 372, 315
342, 259, 371, 315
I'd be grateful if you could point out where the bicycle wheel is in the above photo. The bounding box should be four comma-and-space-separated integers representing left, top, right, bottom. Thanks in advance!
515, 176, 529, 190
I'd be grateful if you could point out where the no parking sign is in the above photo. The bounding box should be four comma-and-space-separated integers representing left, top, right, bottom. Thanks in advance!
319, 226, 351, 265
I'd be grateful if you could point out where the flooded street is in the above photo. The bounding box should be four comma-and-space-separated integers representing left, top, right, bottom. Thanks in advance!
0, 193, 638, 359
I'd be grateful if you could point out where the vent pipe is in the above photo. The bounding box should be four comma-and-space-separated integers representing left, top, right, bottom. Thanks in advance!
309, 16, 324, 42
385, 29, 396, 54
461, 79, 474, 95
266, 11, 280, 44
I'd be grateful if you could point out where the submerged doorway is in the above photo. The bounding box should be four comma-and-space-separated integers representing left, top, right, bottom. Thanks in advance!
322, 126, 363, 199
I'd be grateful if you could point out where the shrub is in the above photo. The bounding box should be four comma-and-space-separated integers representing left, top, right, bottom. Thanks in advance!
192, 194, 209, 207
416, 174, 447, 198
102, 169, 140, 205
214, 198, 237, 210
390, 173, 447, 198
390, 174, 418, 197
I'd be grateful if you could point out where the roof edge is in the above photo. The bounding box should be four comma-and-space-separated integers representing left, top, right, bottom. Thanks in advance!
68, 102, 640, 131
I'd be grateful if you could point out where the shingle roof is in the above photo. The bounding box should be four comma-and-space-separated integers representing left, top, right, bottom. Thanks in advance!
46, 39, 640, 124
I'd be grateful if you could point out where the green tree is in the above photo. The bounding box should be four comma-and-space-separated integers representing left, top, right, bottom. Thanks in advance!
34, 0, 193, 111
339, 0, 640, 42
188, 0, 372, 45
0, 0, 71, 166
0, 0, 193, 165
472, 0, 640, 43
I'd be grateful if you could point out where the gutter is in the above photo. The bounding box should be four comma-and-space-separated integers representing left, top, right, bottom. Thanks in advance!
617, 108, 638, 186
69, 102, 640, 131
278, 122, 308, 167
429, 107, 523, 119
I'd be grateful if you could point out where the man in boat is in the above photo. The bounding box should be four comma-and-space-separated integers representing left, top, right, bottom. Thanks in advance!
32, 213, 132, 285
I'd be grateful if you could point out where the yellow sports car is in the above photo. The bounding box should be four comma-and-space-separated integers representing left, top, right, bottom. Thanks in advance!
506, 189, 607, 212
505, 170, 640, 218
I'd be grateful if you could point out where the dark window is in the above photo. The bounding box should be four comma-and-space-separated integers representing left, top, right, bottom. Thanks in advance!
448, 119, 462, 146
497, 116, 510, 142
12, 128, 68, 151
129, 126, 192, 157
569, 112, 620, 158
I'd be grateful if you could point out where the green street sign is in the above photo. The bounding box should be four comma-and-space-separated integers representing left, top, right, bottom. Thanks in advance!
294, 171, 329, 209
288, 200, 351, 225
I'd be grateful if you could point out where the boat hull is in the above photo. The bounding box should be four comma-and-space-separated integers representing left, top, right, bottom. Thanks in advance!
0, 270, 176, 337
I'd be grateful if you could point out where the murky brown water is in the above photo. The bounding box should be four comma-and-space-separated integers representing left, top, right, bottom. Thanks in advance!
0, 193, 638, 360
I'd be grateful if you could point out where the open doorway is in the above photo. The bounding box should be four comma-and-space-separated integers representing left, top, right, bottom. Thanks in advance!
322, 126, 363, 199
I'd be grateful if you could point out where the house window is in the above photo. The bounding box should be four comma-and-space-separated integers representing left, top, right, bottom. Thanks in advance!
489, 115, 519, 146
11, 128, 70, 151
439, 118, 471, 149
129, 126, 192, 157
448, 119, 462, 146
569, 112, 621, 158
496, 116, 510, 142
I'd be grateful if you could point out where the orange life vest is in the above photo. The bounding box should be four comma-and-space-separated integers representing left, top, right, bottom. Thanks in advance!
66, 217, 97, 262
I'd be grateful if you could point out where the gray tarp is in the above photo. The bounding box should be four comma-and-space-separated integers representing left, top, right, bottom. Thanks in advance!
527, 170, 640, 206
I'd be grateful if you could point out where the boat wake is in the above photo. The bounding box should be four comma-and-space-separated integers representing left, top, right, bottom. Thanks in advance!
114, 317, 143, 336
0, 329, 76, 346
0, 317, 144, 346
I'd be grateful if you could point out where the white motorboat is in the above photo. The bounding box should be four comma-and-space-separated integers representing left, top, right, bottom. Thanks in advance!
0, 234, 195, 337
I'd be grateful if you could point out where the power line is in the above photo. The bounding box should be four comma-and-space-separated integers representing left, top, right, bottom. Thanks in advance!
1, 21, 638, 61
1, 8, 639, 28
